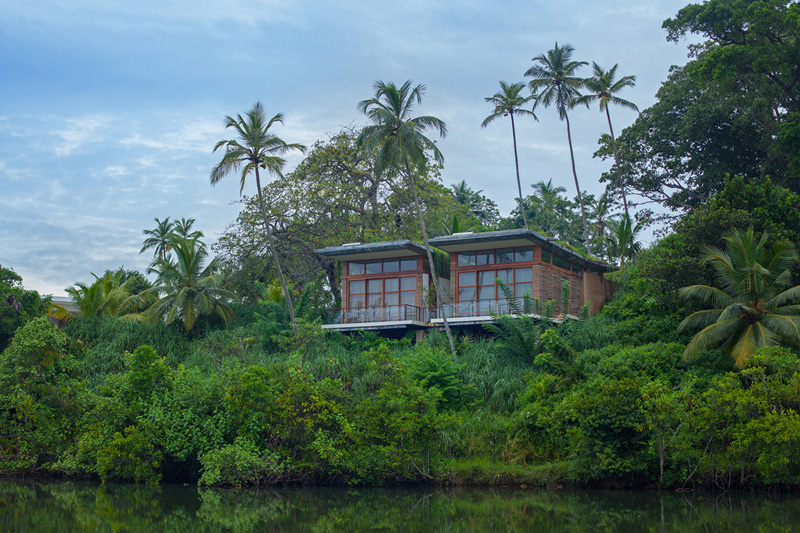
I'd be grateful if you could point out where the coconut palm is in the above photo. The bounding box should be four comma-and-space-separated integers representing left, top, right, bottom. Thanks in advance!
144, 236, 235, 331
210, 102, 305, 327
357, 80, 457, 360
140, 217, 175, 261
172, 217, 204, 241
481, 81, 537, 229
66, 271, 147, 318
678, 227, 800, 368
588, 192, 616, 260
583, 63, 638, 217
531, 179, 568, 237
525, 43, 590, 248
606, 212, 643, 267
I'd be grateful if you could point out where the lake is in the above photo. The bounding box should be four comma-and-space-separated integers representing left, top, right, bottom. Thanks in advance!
1, 480, 799, 532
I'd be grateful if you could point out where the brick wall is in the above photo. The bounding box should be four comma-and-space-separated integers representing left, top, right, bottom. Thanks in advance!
533, 264, 582, 315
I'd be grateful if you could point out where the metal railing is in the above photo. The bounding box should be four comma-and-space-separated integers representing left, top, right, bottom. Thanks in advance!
324, 304, 429, 325
434, 297, 539, 319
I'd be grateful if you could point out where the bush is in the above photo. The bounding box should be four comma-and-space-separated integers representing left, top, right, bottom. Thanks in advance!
198, 438, 285, 486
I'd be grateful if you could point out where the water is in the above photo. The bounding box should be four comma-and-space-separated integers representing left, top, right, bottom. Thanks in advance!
1, 480, 799, 532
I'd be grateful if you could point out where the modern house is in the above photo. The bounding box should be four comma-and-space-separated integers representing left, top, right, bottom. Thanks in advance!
316, 230, 615, 333
314, 240, 449, 335
428, 229, 616, 326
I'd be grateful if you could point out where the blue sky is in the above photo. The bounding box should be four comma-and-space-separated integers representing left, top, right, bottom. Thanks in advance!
0, 0, 695, 296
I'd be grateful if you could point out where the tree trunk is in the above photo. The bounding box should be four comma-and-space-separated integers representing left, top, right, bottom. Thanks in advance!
564, 112, 590, 249
510, 112, 528, 229
606, 106, 629, 218
406, 164, 457, 362
254, 166, 297, 327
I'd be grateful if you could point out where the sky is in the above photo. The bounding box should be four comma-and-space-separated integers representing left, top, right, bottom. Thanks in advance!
0, 0, 697, 296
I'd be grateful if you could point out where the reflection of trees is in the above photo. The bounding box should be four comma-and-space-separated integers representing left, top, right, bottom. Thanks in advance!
196, 488, 292, 530
3, 481, 800, 532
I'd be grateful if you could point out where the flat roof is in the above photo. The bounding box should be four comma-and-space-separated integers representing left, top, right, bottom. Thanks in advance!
315, 240, 428, 261
428, 229, 615, 272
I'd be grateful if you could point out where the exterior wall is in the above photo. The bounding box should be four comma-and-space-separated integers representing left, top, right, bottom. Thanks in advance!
533, 264, 582, 315
582, 270, 615, 314
447, 244, 610, 317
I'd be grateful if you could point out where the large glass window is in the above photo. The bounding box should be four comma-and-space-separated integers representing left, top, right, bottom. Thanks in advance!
349, 280, 365, 308
457, 252, 476, 267
346, 257, 422, 276
348, 276, 417, 311
514, 268, 533, 298
553, 255, 571, 270
496, 248, 513, 264
400, 257, 417, 271
541, 249, 551, 264
515, 247, 533, 262
384, 259, 399, 273
477, 250, 494, 265
457, 268, 534, 308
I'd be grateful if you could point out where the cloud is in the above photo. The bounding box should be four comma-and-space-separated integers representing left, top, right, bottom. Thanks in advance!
53, 116, 111, 156
104, 166, 127, 177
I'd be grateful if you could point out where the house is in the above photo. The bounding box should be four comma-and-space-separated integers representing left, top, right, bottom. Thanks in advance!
314, 240, 449, 335
316, 230, 615, 334
428, 229, 616, 326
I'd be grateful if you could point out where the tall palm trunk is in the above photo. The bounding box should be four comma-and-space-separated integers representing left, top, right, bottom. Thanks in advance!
564, 112, 589, 248
254, 166, 297, 327
406, 164, 457, 362
510, 112, 528, 229
605, 107, 629, 217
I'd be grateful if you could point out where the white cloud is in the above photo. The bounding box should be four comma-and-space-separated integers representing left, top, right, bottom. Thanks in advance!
53, 116, 111, 156
104, 166, 127, 177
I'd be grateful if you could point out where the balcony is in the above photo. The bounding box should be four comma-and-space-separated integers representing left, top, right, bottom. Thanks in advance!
322, 304, 430, 332
431, 297, 557, 326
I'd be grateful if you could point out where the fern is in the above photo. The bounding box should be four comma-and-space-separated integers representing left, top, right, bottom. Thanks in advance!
483, 280, 556, 360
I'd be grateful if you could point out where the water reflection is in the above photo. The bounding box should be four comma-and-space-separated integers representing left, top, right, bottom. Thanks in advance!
1, 481, 799, 532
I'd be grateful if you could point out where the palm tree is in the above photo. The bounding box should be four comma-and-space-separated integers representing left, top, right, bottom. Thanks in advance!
583, 63, 638, 217
606, 212, 643, 267
172, 217, 204, 241
140, 217, 175, 261
678, 227, 800, 368
481, 81, 537, 229
525, 43, 590, 249
144, 236, 236, 331
66, 271, 147, 318
357, 80, 457, 360
210, 102, 305, 327
588, 192, 616, 260
531, 179, 567, 237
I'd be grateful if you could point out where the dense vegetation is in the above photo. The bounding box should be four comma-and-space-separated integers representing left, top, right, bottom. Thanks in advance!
2, 0, 800, 490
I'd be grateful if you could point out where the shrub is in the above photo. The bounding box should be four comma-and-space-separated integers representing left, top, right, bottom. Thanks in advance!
198, 438, 285, 486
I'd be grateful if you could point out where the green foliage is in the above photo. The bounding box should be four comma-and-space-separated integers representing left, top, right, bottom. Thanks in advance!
96, 426, 162, 484
65, 317, 190, 384
404, 346, 465, 407
198, 437, 285, 486
144, 236, 236, 332
678, 226, 800, 367
560, 377, 648, 480
66, 269, 151, 319
0, 317, 79, 471
0, 265, 49, 352
683, 346, 800, 488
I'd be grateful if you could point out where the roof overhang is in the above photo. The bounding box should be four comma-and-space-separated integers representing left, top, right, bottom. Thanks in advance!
315, 240, 428, 261
429, 230, 616, 272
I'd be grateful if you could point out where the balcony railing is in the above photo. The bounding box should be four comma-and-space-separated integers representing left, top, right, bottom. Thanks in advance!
324, 304, 429, 325
435, 297, 541, 319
